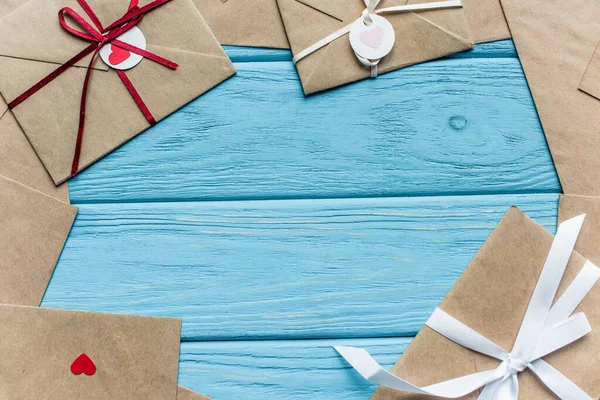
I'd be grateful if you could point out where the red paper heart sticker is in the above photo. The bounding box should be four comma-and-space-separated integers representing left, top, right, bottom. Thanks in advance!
71, 353, 97, 376
108, 44, 131, 66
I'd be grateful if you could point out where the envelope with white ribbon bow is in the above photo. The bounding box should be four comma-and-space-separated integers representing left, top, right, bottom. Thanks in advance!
277, 0, 473, 95
336, 207, 600, 399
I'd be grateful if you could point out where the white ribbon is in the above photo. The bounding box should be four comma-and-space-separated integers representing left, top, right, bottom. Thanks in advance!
335, 214, 600, 399
292, 0, 464, 77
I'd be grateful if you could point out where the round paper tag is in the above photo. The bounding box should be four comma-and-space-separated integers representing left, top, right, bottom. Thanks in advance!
349, 15, 395, 61
99, 27, 146, 70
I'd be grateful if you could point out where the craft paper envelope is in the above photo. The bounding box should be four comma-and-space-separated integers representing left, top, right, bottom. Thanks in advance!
559, 195, 600, 267
0, 175, 77, 307
0, 305, 181, 399
0, 0, 236, 185
0, 96, 69, 202
370, 207, 600, 400
178, 386, 212, 400
192, 0, 289, 49
499, 0, 600, 195
277, 0, 473, 95
461, 0, 509, 43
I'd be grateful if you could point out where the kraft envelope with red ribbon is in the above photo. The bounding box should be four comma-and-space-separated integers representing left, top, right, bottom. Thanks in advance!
0, 0, 236, 184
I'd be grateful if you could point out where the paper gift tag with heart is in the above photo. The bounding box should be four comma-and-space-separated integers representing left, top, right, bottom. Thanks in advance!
349, 15, 395, 62
99, 26, 146, 70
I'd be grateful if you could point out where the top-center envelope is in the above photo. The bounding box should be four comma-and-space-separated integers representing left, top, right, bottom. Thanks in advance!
277, 0, 473, 95
0, 0, 236, 185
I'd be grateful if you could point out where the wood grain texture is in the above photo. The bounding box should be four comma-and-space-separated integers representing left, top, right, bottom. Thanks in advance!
44, 40, 555, 399
42, 193, 559, 341
68, 57, 557, 204
178, 337, 410, 400
222, 40, 517, 62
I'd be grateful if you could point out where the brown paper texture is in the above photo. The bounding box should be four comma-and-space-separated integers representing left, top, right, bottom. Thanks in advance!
0, 305, 182, 399
370, 207, 600, 400
500, 0, 600, 196
178, 386, 212, 400
277, 0, 473, 95
578, 41, 600, 101
192, 0, 289, 49
0, 175, 77, 306
559, 195, 600, 267
0, 96, 69, 202
462, 0, 509, 44
0, 1, 69, 201
0, 0, 236, 184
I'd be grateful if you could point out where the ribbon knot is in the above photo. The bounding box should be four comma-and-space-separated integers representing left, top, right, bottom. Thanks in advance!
8, 0, 178, 178
504, 355, 527, 377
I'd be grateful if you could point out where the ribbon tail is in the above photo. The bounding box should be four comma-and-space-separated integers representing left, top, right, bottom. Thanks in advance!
477, 375, 518, 400
511, 214, 586, 363
529, 360, 593, 400
334, 346, 502, 398
533, 312, 591, 360
71, 46, 102, 176
426, 308, 507, 360
545, 261, 600, 329
116, 70, 156, 125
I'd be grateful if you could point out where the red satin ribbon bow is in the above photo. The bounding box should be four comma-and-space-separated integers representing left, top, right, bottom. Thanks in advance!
8, 0, 178, 177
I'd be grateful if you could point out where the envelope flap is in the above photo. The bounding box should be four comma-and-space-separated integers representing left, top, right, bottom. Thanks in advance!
277, 0, 360, 56
292, 0, 354, 22
177, 386, 211, 400
0, 95, 7, 116
0, 0, 31, 20
579, 40, 600, 101
0, 0, 109, 71
0, 95, 69, 202
137, 0, 230, 58
191, 0, 289, 49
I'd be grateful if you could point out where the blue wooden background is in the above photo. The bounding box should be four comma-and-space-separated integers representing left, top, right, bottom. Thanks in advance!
41, 40, 561, 399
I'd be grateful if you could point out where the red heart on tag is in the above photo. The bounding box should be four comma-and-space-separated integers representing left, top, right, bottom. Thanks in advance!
360, 26, 384, 49
70, 353, 97, 376
108, 44, 131, 66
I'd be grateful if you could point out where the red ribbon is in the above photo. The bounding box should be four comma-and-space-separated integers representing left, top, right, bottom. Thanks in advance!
8, 0, 178, 177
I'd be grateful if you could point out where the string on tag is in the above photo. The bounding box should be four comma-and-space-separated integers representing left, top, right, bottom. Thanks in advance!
292, 0, 463, 78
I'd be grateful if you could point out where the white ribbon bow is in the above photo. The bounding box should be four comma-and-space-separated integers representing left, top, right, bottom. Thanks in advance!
335, 215, 600, 399
292, 0, 464, 77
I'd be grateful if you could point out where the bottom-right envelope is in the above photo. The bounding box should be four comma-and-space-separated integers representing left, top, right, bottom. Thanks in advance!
360, 206, 600, 399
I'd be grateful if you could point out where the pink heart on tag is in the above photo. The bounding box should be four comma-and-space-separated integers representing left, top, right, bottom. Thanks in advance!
108, 44, 131, 66
359, 26, 384, 49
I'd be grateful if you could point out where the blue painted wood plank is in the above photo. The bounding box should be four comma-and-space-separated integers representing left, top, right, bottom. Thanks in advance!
222, 40, 516, 63
42, 193, 559, 340
179, 337, 410, 400
68, 57, 558, 204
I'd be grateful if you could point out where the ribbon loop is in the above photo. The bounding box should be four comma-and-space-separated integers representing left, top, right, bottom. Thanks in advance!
335, 215, 599, 400
58, 7, 103, 41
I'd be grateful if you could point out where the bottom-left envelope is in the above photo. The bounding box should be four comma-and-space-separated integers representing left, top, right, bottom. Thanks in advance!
0, 305, 182, 399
